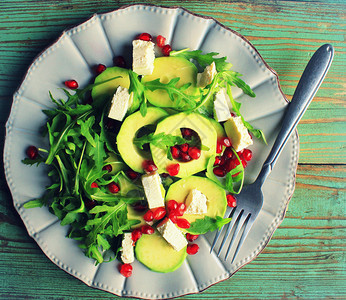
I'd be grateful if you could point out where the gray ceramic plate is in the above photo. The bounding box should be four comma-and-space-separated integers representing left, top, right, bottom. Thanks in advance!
4, 4, 299, 299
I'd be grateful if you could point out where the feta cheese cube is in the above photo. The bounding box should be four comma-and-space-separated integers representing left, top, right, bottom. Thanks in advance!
213, 88, 232, 122
224, 116, 253, 152
197, 62, 217, 88
121, 232, 134, 264
132, 39, 155, 76
157, 218, 188, 251
108, 86, 132, 121
185, 188, 208, 215
141, 172, 165, 209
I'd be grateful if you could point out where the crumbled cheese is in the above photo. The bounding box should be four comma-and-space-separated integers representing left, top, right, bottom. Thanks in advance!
121, 232, 134, 264
197, 62, 217, 88
213, 88, 232, 122
141, 172, 165, 209
108, 86, 133, 121
184, 188, 208, 215
224, 116, 253, 152
132, 39, 155, 76
157, 218, 188, 251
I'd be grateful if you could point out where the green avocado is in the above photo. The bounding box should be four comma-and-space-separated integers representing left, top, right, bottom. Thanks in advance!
209, 118, 226, 139
141, 56, 200, 108
117, 107, 169, 173
165, 176, 227, 224
150, 112, 217, 177
91, 66, 130, 108
135, 231, 187, 273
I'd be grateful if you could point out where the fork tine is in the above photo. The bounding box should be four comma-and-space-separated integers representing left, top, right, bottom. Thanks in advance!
217, 208, 244, 257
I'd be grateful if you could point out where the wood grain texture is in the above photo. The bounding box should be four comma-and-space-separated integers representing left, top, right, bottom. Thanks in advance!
0, 1, 345, 299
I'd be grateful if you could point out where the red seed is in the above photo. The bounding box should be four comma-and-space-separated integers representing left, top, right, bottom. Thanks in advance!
242, 149, 253, 161
119, 263, 133, 277
132, 201, 148, 212
95, 64, 107, 74
213, 166, 226, 177
181, 128, 192, 138
141, 225, 154, 235
180, 153, 192, 162
170, 146, 180, 159
161, 172, 170, 178
167, 200, 178, 212
126, 169, 139, 180
221, 137, 232, 147
216, 140, 223, 154
91, 182, 98, 188
188, 147, 201, 160
227, 158, 240, 172
176, 218, 190, 229
227, 194, 237, 207
26, 145, 38, 159
169, 213, 178, 223
241, 159, 247, 168
179, 143, 189, 153
64, 79, 78, 89
175, 203, 186, 216
143, 210, 154, 222
138, 32, 152, 41
153, 207, 166, 220
131, 229, 142, 242
166, 163, 180, 176
143, 160, 158, 174
186, 233, 199, 242
102, 164, 112, 173
187, 243, 199, 255
108, 182, 120, 193
223, 147, 233, 159
156, 35, 166, 47
214, 156, 221, 166
113, 56, 126, 68
162, 44, 172, 56
84, 199, 97, 210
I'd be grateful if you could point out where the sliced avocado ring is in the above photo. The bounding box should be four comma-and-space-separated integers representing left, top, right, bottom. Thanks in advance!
209, 118, 227, 139
117, 107, 169, 173
166, 176, 227, 224
142, 57, 200, 108
150, 112, 217, 178
135, 231, 187, 273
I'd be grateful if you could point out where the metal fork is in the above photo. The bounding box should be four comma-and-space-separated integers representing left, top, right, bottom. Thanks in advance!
210, 44, 334, 262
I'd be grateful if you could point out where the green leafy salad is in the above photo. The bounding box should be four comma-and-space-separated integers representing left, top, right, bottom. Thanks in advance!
23, 32, 266, 276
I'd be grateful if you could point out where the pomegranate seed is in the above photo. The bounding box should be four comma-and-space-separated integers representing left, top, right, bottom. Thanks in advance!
132, 201, 148, 212
141, 225, 154, 235
26, 145, 38, 159
213, 166, 226, 177
166, 163, 180, 176
131, 229, 142, 242
64, 79, 78, 89
84, 199, 97, 210
138, 32, 152, 41
231, 112, 236, 117
143, 210, 154, 222
242, 149, 253, 161
214, 156, 221, 166
180, 153, 192, 162
228, 158, 240, 171
181, 128, 192, 138
188, 147, 201, 160
223, 147, 233, 159
227, 194, 237, 207
219, 156, 226, 166
176, 218, 190, 229
175, 203, 186, 216
179, 143, 189, 153
161, 173, 170, 178
187, 243, 199, 255
102, 164, 112, 173
113, 56, 126, 68
91, 182, 98, 188
143, 160, 158, 174
241, 160, 247, 168
95, 64, 106, 74
126, 169, 139, 180
153, 207, 166, 220
216, 140, 223, 154
156, 35, 166, 47
108, 182, 120, 193
170, 146, 180, 159
186, 233, 199, 242
167, 200, 178, 212
162, 44, 172, 56
221, 137, 232, 147
119, 263, 132, 277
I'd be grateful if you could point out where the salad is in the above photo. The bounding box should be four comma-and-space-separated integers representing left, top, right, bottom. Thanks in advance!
23, 32, 266, 277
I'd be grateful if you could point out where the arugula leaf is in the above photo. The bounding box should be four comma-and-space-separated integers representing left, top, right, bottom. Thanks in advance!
186, 216, 232, 235
134, 132, 186, 150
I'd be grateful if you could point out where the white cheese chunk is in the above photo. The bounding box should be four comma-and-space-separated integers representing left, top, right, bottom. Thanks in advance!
121, 232, 134, 264
213, 88, 232, 122
197, 62, 217, 88
108, 86, 132, 121
224, 116, 253, 152
157, 218, 188, 251
185, 188, 208, 215
141, 172, 165, 209
132, 39, 155, 76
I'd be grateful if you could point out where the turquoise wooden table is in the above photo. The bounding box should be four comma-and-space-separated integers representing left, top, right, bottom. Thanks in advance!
0, 0, 345, 299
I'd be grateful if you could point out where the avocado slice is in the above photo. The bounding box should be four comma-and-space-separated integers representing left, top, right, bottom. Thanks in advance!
142, 56, 200, 108
166, 176, 227, 224
91, 66, 130, 108
117, 107, 169, 173
209, 118, 227, 139
150, 112, 217, 177
135, 231, 187, 273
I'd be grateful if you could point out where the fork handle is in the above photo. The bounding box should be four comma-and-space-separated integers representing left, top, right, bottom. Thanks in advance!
255, 44, 334, 187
